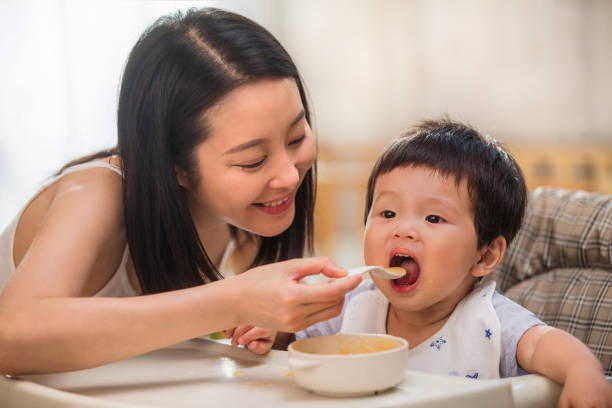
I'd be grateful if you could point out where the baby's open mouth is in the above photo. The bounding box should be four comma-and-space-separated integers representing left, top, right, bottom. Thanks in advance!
389, 254, 420, 286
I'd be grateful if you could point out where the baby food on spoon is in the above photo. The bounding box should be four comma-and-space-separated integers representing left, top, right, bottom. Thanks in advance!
345, 266, 406, 279
390, 254, 420, 286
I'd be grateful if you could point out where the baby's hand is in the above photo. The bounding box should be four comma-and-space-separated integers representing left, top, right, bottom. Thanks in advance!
225, 326, 277, 355
559, 368, 612, 408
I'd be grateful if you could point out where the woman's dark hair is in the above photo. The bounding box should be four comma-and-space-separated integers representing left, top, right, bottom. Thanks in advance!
60, 8, 315, 294
364, 118, 527, 249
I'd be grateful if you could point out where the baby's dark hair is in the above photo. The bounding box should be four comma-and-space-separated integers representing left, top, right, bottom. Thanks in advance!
364, 118, 527, 249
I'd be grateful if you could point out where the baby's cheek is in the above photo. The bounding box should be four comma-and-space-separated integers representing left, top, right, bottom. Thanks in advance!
362, 236, 376, 265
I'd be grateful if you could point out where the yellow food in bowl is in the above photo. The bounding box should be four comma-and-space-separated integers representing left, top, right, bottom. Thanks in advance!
292, 334, 403, 355
337, 335, 400, 354
288, 333, 409, 397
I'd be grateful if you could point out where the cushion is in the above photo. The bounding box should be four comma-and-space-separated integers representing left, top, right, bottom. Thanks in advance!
488, 187, 612, 375
503, 268, 612, 376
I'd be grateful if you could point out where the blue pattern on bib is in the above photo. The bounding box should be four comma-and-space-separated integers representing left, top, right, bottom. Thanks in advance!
430, 336, 447, 350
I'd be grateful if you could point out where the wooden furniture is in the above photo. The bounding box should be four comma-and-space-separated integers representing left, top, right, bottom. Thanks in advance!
313, 142, 612, 261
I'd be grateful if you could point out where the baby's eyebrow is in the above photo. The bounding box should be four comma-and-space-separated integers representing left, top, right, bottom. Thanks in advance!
374, 190, 399, 200
418, 196, 460, 212
423, 196, 454, 205
374, 192, 460, 211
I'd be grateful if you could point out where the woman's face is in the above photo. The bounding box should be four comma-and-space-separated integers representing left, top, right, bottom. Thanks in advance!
183, 78, 315, 237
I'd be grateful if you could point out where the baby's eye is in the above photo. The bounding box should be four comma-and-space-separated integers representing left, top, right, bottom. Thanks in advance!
426, 215, 444, 224
381, 210, 396, 219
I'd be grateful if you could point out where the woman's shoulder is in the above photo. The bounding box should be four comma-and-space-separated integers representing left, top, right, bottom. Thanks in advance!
54, 158, 122, 188
54, 159, 124, 219
61, 163, 119, 182
9, 159, 128, 298
54, 158, 122, 200
14, 160, 125, 266
51, 163, 123, 215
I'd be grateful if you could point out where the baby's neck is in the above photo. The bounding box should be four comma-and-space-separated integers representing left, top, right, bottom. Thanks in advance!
386, 303, 455, 349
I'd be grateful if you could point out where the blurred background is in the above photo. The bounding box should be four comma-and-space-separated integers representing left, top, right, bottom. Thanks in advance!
1, 0, 611, 267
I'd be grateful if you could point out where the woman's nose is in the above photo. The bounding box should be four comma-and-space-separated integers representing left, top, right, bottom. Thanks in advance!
268, 153, 299, 190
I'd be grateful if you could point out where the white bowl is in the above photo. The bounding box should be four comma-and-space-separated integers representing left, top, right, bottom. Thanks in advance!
288, 333, 408, 397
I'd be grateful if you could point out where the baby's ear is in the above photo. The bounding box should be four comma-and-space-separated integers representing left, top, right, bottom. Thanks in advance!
471, 236, 507, 278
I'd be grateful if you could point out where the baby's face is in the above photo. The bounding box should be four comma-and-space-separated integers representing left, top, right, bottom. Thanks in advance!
363, 166, 484, 315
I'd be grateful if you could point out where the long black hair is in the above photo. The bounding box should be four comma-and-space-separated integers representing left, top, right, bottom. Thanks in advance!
61, 8, 315, 294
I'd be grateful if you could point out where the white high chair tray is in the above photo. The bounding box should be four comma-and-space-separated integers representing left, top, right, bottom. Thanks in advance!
2, 338, 562, 408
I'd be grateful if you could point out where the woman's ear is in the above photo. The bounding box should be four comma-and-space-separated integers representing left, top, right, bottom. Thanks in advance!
471, 236, 507, 278
175, 166, 190, 189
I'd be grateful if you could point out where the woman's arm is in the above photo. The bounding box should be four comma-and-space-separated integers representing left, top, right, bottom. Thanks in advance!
0, 170, 361, 375
517, 325, 612, 407
0, 169, 240, 374
0, 279, 245, 374
1, 258, 356, 375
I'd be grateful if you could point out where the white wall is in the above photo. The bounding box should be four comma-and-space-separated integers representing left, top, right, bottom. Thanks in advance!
283, 0, 612, 145
0, 0, 274, 228
1, 0, 611, 231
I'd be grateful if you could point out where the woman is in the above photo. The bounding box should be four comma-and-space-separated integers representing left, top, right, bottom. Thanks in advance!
0, 8, 361, 375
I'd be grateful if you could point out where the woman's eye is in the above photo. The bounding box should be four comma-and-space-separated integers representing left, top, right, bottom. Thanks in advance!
382, 210, 396, 219
288, 134, 306, 146
426, 215, 444, 224
237, 157, 266, 169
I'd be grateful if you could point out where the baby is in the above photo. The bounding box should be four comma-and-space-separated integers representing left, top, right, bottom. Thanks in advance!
228, 118, 611, 406
294, 119, 611, 406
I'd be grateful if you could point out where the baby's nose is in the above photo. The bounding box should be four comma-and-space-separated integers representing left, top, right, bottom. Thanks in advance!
393, 222, 420, 240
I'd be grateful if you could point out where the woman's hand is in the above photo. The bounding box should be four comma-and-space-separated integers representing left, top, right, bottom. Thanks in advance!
558, 368, 612, 408
225, 326, 276, 354
232, 257, 361, 333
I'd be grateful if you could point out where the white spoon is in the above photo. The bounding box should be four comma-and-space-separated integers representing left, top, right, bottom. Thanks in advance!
346, 266, 406, 280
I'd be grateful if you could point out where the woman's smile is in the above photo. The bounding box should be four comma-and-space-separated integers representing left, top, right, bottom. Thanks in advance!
186, 78, 315, 237
254, 193, 295, 215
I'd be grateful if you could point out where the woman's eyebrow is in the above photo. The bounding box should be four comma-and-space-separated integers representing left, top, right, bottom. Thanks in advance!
223, 110, 306, 155
223, 138, 265, 155
287, 110, 305, 130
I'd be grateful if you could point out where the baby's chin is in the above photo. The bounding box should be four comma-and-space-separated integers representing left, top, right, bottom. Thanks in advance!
372, 278, 423, 316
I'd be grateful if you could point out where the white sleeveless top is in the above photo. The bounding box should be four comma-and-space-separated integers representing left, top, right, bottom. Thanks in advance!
0, 161, 236, 297
340, 280, 501, 379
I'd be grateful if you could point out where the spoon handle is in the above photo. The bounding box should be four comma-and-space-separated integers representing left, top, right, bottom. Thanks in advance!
346, 266, 405, 279
346, 266, 381, 276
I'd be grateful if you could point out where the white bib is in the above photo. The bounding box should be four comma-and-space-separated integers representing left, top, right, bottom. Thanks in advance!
340, 280, 501, 379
